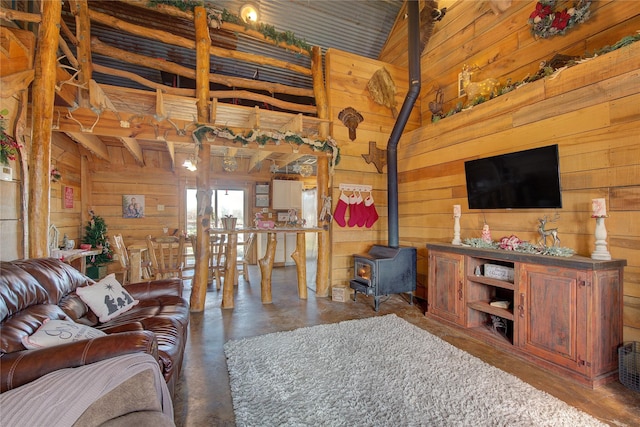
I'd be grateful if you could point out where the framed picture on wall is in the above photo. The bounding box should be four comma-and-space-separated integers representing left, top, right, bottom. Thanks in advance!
256, 184, 269, 194
256, 194, 269, 208
123, 194, 145, 218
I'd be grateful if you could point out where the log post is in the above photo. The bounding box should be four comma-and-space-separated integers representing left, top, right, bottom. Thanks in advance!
190, 5, 211, 312
316, 156, 331, 297
258, 232, 277, 304
291, 232, 308, 299
28, 0, 61, 258
70, 0, 92, 86
222, 231, 238, 308
311, 45, 331, 297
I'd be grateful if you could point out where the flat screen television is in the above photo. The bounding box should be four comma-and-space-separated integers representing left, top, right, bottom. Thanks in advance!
464, 144, 562, 209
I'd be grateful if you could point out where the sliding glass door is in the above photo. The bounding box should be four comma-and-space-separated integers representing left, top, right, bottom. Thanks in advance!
185, 188, 246, 235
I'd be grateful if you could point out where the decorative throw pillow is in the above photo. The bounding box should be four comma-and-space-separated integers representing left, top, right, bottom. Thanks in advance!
76, 274, 139, 322
22, 318, 106, 349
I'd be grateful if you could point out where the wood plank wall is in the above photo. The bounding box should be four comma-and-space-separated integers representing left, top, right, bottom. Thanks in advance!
49, 139, 276, 274
378, 0, 640, 341
324, 49, 420, 289
0, 96, 23, 260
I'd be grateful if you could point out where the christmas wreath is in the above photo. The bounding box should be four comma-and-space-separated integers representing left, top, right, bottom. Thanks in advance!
528, 0, 592, 39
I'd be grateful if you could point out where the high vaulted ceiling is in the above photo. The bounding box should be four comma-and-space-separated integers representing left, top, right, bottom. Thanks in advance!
4, 0, 406, 175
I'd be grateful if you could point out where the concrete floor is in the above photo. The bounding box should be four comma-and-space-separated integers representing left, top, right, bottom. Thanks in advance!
173, 265, 640, 426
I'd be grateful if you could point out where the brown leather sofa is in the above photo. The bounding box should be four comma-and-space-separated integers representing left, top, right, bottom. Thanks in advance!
0, 257, 189, 397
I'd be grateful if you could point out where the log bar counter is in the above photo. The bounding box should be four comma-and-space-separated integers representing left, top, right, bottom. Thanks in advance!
219, 227, 325, 308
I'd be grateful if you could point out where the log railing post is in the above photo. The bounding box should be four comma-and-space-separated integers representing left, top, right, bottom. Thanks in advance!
190, 5, 211, 312
311, 45, 331, 297
291, 232, 308, 299
28, 0, 61, 258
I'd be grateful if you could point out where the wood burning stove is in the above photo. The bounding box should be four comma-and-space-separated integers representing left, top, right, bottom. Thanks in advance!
350, 245, 416, 311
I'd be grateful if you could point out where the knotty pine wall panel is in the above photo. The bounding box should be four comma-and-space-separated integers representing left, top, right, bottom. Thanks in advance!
50, 133, 82, 249
325, 48, 420, 289
394, 10, 640, 340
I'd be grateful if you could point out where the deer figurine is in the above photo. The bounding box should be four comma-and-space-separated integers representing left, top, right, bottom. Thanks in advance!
461, 64, 500, 105
537, 214, 560, 247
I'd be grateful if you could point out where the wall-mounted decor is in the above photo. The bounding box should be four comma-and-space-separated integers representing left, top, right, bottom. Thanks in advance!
361, 141, 387, 174
64, 186, 74, 209
1, 165, 11, 181
123, 194, 145, 218
366, 68, 397, 118
338, 107, 364, 141
256, 194, 269, 208
528, 0, 592, 39
256, 183, 269, 194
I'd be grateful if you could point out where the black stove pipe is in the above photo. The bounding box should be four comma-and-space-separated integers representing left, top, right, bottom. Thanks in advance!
387, 0, 421, 248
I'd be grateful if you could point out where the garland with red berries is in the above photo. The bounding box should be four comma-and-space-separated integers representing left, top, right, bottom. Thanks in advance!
528, 0, 592, 39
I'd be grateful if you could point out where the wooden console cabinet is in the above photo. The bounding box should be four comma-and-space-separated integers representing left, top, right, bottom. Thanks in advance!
426, 243, 625, 388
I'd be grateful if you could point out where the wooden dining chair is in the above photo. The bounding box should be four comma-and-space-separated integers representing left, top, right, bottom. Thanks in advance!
237, 232, 256, 285
146, 235, 185, 280
209, 233, 226, 290
110, 234, 130, 285
189, 233, 226, 290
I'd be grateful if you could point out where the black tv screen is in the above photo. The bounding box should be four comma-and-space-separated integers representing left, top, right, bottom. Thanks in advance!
464, 145, 562, 209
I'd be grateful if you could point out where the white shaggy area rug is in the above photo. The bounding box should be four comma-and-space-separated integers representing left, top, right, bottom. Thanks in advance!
224, 314, 605, 427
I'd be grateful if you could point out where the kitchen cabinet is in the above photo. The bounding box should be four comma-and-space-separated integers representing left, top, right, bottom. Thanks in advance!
426, 243, 625, 388
427, 250, 465, 326
272, 180, 302, 210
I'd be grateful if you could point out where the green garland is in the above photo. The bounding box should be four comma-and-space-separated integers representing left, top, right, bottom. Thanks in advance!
433, 33, 640, 123
463, 238, 575, 257
192, 125, 340, 173
147, 1, 312, 53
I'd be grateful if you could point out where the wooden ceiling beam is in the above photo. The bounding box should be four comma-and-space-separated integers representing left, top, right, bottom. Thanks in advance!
88, 8, 311, 77
90, 37, 312, 98
65, 131, 110, 161
278, 153, 305, 168
0, 6, 41, 23
248, 150, 272, 172
118, 137, 144, 165
0, 70, 33, 97
51, 106, 321, 156
69, 0, 92, 85
117, 0, 310, 57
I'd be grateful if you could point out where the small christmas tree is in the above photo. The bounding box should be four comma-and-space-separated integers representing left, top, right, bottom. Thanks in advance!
82, 210, 113, 266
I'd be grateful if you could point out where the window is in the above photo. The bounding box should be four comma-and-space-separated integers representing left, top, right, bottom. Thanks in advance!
185, 188, 246, 254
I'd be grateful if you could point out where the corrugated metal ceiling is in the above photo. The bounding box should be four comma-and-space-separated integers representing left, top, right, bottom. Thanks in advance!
65, 0, 403, 91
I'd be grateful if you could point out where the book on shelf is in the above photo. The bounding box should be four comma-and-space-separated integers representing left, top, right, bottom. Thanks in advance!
489, 300, 510, 309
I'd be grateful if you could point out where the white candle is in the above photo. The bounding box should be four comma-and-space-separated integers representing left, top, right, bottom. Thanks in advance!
453, 204, 461, 218
592, 198, 606, 217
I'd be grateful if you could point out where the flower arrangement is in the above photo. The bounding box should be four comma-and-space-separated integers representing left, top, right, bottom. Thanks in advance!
50, 168, 62, 182
464, 237, 575, 257
0, 109, 20, 166
528, 0, 592, 39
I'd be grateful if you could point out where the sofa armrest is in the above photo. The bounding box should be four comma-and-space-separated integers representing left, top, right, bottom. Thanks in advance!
125, 278, 183, 298
0, 330, 158, 393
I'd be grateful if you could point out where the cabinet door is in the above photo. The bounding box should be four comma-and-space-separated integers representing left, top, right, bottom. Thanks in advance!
289, 181, 303, 210
428, 251, 465, 325
518, 264, 589, 374
272, 180, 289, 209
272, 180, 302, 210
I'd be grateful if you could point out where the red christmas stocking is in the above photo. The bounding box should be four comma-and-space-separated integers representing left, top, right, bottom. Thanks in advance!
333, 192, 350, 227
364, 195, 379, 228
347, 193, 362, 227
356, 193, 367, 227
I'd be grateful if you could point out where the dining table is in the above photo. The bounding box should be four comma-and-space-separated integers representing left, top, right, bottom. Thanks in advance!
127, 243, 148, 283
51, 248, 103, 275
212, 227, 325, 309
